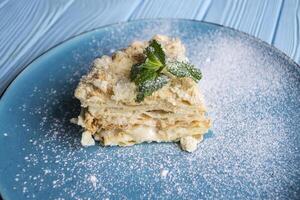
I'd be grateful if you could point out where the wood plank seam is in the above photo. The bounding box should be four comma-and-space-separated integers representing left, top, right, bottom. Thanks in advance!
271, 0, 284, 45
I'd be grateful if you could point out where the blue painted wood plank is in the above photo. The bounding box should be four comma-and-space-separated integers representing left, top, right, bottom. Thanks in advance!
198, 0, 283, 43
273, 0, 300, 63
130, 0, 206, 19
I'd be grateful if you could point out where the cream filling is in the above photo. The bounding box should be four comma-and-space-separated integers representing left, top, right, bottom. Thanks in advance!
92, 125, 208, 152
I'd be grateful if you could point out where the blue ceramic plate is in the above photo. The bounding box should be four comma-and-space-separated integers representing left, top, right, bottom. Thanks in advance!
0, 19, 299, 199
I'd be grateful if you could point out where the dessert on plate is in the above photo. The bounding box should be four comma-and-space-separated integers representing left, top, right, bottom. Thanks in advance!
73, 35, 211, 152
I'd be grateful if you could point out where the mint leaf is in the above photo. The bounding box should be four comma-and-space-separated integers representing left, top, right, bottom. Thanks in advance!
166, 60, 202, 82
143, 40, 165, 71
136, 74, 169, 102
148, 39, 165, 65
130, 64, 157, 84
130, 63, 143, 81
143, 57, 162, 70
135, 68, 157, 85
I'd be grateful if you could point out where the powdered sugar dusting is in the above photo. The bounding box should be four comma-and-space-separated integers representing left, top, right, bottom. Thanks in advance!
160, 169, 169, 178
0, 20, 299, 199
89, 175, 97, 189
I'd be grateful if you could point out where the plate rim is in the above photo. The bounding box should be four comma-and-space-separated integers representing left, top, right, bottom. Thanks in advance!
1, 18, 299, 100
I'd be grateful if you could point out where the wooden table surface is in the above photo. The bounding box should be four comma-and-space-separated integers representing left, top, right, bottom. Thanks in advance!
0, 0, 299, 94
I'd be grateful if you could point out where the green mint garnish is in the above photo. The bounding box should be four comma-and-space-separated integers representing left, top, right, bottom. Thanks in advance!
143, 39, 165, 71
130, 39, 202, 102
166, 60, 202, 82
136, 74, 169, 102
130, 64, 157, 85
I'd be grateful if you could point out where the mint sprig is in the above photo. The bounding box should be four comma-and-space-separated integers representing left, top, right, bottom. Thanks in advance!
130, 39, 202, 102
